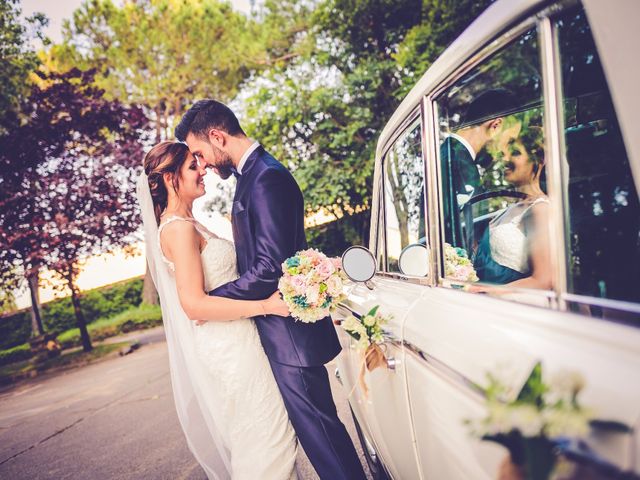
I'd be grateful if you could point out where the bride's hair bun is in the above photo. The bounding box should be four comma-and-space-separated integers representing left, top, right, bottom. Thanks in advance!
142, 141, 190, 224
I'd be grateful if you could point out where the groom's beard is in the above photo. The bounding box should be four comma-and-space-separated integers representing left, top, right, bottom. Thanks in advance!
210, 144, 234, 180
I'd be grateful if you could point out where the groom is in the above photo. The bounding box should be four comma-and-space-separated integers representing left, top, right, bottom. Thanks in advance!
175, 100, 366, 480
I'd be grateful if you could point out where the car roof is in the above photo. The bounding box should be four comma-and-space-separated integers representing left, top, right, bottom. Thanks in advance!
376, 0, 640, 192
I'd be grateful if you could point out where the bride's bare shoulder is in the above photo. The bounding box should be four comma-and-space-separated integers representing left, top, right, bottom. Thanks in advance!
159, 219, 200, 253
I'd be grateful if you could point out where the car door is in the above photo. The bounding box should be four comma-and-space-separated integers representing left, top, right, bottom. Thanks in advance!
335, 114, 427, 480
405, 4, 640, 479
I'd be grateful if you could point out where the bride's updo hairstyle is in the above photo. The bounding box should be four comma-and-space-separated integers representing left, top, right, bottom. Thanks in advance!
143, 141, 190, 224
520, 125, 546, 192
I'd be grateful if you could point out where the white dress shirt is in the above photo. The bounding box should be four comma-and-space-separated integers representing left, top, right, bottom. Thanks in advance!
236, 141, 260, 175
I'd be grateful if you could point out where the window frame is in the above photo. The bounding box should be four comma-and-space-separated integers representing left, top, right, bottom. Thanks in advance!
376, 110, 431, 285
546, 7, 640, 320
421, 0, 640, 321
425, 7, 562, 307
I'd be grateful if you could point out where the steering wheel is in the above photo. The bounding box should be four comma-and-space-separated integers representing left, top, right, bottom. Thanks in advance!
466, 189, 528, 206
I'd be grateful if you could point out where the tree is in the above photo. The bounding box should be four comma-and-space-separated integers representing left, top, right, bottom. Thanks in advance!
49, 0, 304, 303
238, 0, 494, 249
0, 0, 49, 330
0, 68, 147, 352
0, 0, 48, 134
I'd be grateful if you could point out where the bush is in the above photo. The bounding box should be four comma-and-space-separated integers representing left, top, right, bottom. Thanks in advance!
0, 343, 32, 366
0, 311, 31, 351
0, 276, 144, 350
306, 211, 370, 257
43, 277, 145, 334
57, 304, 162, 349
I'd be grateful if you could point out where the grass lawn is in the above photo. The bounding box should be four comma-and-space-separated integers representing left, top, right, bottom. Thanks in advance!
56, 304, 162, 349
0, 342, 129, 386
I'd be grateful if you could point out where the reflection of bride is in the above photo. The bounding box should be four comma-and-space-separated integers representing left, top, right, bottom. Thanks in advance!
473, 127, 552, 289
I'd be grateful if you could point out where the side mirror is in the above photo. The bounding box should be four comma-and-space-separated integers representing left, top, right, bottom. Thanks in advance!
398, 243, 429, 277
341, 246, 377, 284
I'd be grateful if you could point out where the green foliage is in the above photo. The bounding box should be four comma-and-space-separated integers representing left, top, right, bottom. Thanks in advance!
0, 289, 17, 314
0, 311, 31, 351
239, 0, 494, 248
52, 0, 301, 140
56, 304, 162, 349
0, 342, 127, 385
0, 277, 144, 350
394, 0, 495, 97
0, 0, 47, 132
306, 212, 369, 257
0, 343, 31, 367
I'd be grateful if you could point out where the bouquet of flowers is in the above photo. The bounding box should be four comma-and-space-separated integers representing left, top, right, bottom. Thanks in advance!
341, 305, 390, 396
444, 242, 479, 282
467, 366, 593, 480
278, 249, 347, 323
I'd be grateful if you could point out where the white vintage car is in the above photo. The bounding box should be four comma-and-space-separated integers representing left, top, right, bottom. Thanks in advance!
334, 0, 640, 478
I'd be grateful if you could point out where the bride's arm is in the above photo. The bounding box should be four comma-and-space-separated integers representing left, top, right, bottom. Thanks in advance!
160, 221, 288, 321
507, 202, 553, 290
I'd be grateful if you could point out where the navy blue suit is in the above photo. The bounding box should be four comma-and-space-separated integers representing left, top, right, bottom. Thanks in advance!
210, 146, 366, 480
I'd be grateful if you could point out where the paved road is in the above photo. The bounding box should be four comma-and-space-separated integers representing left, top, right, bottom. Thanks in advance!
0, 327, 371, 479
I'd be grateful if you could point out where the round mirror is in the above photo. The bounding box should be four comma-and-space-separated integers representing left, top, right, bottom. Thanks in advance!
398, 244, 429, 277
341, 246, 377, 283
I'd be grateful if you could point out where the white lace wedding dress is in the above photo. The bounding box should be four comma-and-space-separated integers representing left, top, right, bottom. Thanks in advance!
158, 215, 298, 480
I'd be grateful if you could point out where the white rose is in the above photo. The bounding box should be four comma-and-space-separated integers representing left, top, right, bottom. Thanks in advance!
306, 284, 321, 305
325, 275, 343, 297
363, 315, 376, 327
508, 405, 543, 437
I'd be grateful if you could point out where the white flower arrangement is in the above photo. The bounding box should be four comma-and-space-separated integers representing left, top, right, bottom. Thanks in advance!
341, 305, 388, 352
467, 366, 593, 480
341, 306, 390, 397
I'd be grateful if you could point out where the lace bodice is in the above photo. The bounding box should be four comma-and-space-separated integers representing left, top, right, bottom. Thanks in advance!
489, 197, 549, 273
157, 216, 238, 291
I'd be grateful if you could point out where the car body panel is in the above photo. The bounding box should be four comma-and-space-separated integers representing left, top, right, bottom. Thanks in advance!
335, 0, 640, 477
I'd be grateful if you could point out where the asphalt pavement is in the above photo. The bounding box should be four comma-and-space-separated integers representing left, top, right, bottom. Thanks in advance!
0, 327, 371, 479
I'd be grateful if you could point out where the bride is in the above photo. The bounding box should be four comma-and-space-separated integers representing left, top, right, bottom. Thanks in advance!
136, 141, 298, 479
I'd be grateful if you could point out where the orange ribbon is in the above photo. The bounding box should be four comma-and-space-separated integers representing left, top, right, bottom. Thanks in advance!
349, 343, 387, 399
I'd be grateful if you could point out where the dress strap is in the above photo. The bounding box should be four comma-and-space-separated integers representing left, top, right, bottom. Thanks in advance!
512, 197, 549, 224
157, 215, 216, 271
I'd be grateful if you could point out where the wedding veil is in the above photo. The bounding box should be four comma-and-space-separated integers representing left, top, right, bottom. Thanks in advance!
136, 172, 231, 479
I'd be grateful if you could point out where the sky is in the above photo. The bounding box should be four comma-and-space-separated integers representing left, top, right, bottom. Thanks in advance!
20, 0, 255, 43
13, 0, 251, 309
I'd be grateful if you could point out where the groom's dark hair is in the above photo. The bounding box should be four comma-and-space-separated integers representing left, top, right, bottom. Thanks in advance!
175, 99, 245, 141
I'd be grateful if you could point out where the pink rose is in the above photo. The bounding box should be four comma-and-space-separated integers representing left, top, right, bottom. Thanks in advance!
331, 257, 342, 271
315, 259, 335, 280
290, 275, 308, 296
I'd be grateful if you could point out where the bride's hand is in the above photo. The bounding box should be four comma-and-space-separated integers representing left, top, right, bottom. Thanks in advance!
262, 291, 290, 317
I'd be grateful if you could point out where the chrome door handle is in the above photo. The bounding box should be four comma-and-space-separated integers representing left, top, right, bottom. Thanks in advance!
386, 356, 399, 371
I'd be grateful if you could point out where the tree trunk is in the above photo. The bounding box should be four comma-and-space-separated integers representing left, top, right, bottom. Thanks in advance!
142, 266, 158, 305
27, 271, 44, 337
67, 272, 92, 352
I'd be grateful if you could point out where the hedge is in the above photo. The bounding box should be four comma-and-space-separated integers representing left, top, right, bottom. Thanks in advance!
306, 211, 370, 257
0, 343, 32, 367
56, 304, 162, 349
0, 277, 144, 350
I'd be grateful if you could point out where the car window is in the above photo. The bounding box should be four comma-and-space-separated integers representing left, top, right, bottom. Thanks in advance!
436, 27, 552, 291
556, 7, 640, 309
383, 119, 427, 274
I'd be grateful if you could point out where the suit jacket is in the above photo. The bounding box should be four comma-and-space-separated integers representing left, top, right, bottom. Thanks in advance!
210, 146, 341, 367
440, 136, 481, 250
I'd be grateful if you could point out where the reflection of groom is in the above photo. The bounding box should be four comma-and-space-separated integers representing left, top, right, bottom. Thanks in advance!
441, 89, 515, 250
175, 100, 366, 480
